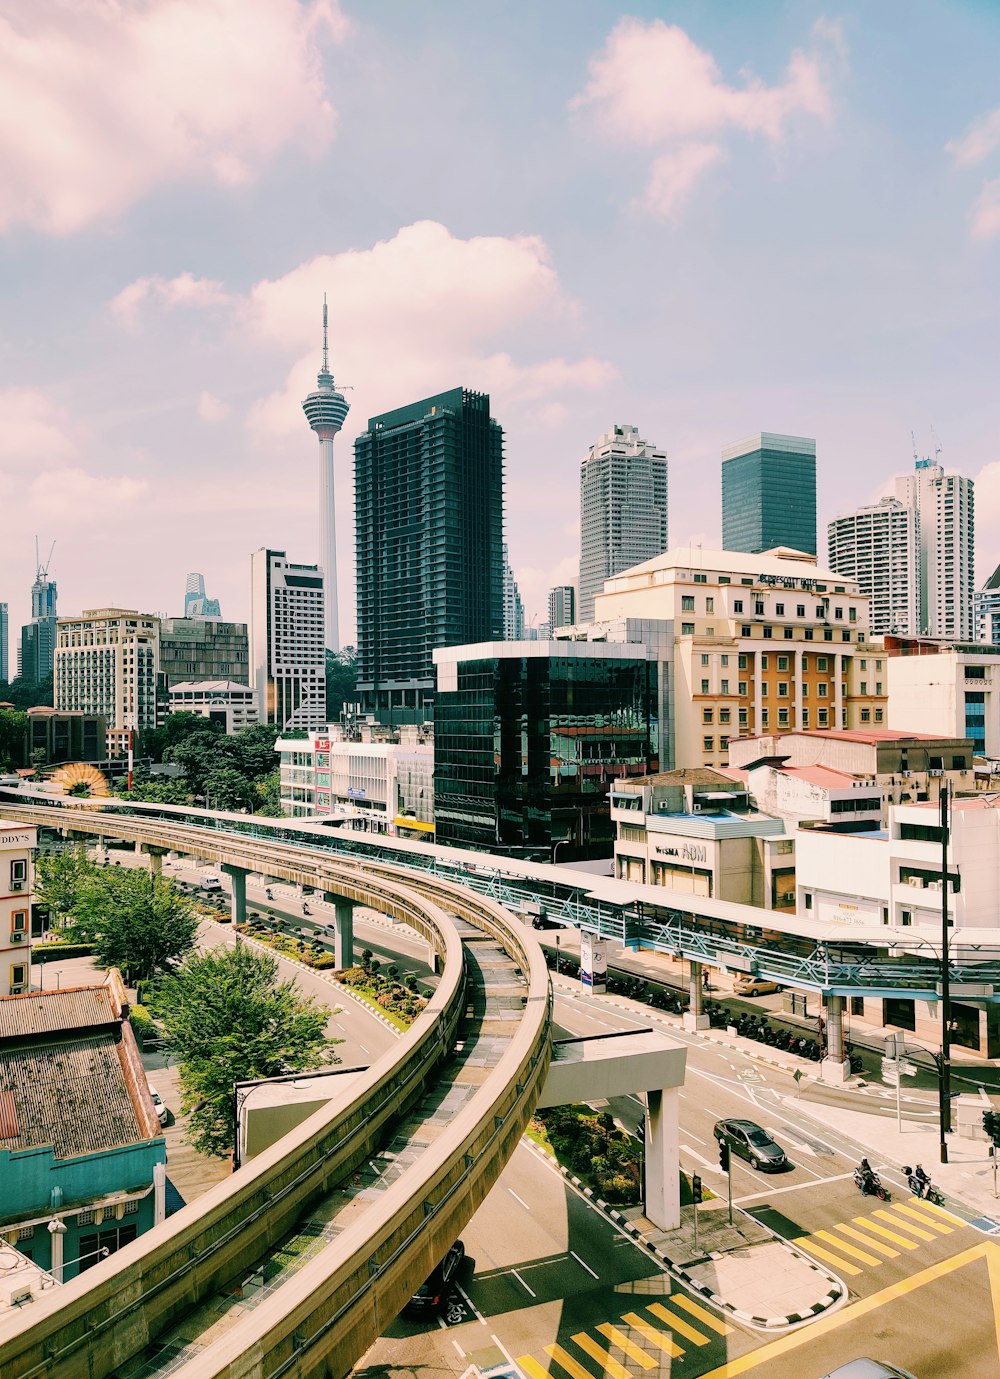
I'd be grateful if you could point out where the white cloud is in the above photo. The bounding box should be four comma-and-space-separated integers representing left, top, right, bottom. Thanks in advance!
0, 0, 347, 234
969, 179, 1000, 240
947, 107, 1000, 168
197, 391, 230, 422
644, 143, 725, 220
572, 18, 833, 220
111, 273, 234, 327
0, 387, 78, 463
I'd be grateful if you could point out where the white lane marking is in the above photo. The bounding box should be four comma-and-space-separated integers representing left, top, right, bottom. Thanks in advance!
330, 1020, 345, 1031
679, 1125, 707, 1145
506, 1188, 531, 1211
734, 1172, 856, 1204
455, 1282, 486, 1324
491, 1334, 520, 1367
680, 1143, 725, 1176
357, 1043, 370, 1055
452, 1339, 466, 1358
571, 1250, 599, 1279
511, 1269, 536, 1297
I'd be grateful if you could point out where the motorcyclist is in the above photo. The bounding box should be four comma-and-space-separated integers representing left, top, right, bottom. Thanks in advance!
856, 1157, 876, 1195
912, 1163, 932, 1199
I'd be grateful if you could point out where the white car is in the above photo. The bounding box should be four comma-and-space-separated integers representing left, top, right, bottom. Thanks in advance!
147, 1083, 168, 1127
201, 874, 222, 891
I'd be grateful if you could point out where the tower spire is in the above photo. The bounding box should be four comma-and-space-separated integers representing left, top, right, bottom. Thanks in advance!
322, 293, 329, 375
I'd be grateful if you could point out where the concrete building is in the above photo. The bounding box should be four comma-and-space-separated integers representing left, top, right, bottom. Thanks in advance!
588, 546, 886, 772
796, 798, 1000, 1057
54, 609, 161, 755
275, 730, 434, 833
721, 433, 816, 557
501, 544, 524, 640
17, 553, 57, 683
183, 573, 221, 620
827, 496, 919, 635
0, 973, 166, 1279
26, 708, 107, 765
885, 635, 1000, 758
0, 602, 7, 683
302, 299, 350, 652
159, 618, 249, 688
895, 457, 975, 640
579, 424, 668, 623
354, 388, 504, 724
433, 640, 658, 860
168, 681, 258, 734
0, 819, 34, 997
610, 768, 794, 907
974, 561, 1000, 645
728, 728, 975, 821
250, 549, 326, 733
548, 585, 575, 629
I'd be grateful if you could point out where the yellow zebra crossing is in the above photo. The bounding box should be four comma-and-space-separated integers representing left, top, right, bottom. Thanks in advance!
794, 1195, 965, 1277
516, 1295, 732, 1376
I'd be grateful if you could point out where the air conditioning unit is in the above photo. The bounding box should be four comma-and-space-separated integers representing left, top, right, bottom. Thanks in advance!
781, 892, 795, 904
10, 881, 23, 892
9, 933, 24, 943
692, 803, 702, 813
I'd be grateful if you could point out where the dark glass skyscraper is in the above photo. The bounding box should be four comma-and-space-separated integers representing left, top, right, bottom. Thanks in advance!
355, 388, 504, 723
721, 432, 817, 556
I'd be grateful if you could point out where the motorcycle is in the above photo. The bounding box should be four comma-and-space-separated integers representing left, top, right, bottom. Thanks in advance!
853, 1167, 890, 1201
903, 1167, 944, 1205
302, 902, 311, 916
265, 888, 273, 901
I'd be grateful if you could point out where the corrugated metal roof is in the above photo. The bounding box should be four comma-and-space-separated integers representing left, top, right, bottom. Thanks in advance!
0, 986, 119, 1041
0, 1033, 147, 1159
0, 1088, 18, 1140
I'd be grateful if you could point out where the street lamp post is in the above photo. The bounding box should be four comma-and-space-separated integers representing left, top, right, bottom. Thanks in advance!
938, 780, 953, 1165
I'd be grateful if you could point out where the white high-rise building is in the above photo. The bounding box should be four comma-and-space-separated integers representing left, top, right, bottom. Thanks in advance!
975, 562, 1000, 644
301, 299, 350, 652
0, 602, 7, 682
827, 496, 919, 635
579, 424, 668, 622
54, 609, 161, 753
501, 544, 524, 640
250, 549, 326, 732
895, 458, 975, 640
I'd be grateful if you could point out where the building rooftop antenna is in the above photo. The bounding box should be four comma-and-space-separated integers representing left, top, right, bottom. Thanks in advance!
322, 293, 329, 376
930, 424, 943, 464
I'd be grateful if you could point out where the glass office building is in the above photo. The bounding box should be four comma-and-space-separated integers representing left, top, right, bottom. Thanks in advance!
721, 433, 817, 557
433, 641, 658, 860
355, 388, 504, 724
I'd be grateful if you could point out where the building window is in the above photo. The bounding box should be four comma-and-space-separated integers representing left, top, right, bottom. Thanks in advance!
778, 682, 788, 697
703, 736, 714, 752
720, 735, 729, 751
850, 607, 857, 622
763, 626, 773, 638
720, 678, 729, 694
738, 654, 747, 669
818, 708, 828, 725
817, 657, 828, 671
682, 596, 695, 611
804, 893, 813, 909
703, 708, 714, 724
860, 659, 867, 670
706, 597, 714, 613
835, 606, 844, 620
734, 599, 744, 613
741, 624, 752, 637
842, 630, 852, 642
11, 909, 27, 934
701, 679, 710, 693
721, 654, 729, 666
761, 709, 769, 726
860, 682, 867, 695
682, 623, 695, 635
720, 708, 731, 724
738, 680, 747, 696
804, 627, 814, 640
755, 600, 766, 615
739, 708, 748, 724
876, 659, 883, 670
784, 627, 794, 639
875, 707, 884, 722
801, 708, 809, 726
876, 682, 882, 695
901, 910, 912, 927
796, 604, 806, 617
701, 653, 710, 665
777, 655, 789, 671
694, 573, 707, 583
778, 709, 789, 725
825, 629, 834, 641
802, 683, 809, 697
861, 708, 871, 722
761, 683, 768, 697
816, 606, 825, 618
775, 602, 785, 615
760, 655, 768, 670
817, 683, 828, 697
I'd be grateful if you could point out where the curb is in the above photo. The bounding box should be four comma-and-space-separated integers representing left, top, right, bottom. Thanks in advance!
523, 1137, 845, 1329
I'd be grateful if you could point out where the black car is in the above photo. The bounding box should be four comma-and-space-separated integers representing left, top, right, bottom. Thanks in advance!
403, 1240, 467, 1316
713, 1118, 787, 1171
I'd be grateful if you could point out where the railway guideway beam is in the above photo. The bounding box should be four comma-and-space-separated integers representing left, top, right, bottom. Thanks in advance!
322, 893, 354, 969
221, 864, 247, 926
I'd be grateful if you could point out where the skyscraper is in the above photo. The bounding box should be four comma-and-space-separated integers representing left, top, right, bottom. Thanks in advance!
54, 609, 160, 755
579, 424, 668, 622
250, 549, 326, 732
355, 387, 504, 724
721, 433, 817, 557
975, 562, 1000, 644
302, 297, 350, 652
895, 457, 975, 640
548, 585, 576, 629
0, 603, 7, 683
184, 572, 221, 619
827, 496, 919, 635
17, 543, 58, 682
502, 544, 524, 640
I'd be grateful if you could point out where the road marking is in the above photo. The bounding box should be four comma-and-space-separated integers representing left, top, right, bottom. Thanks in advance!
572, 1332, 631, 1379
734, 1171, 855, 1203
668, 1294, 734, 1335
506, 1187, 531, 1211
571, 1249, 599, 1279
893, 1201, 952, 1234
874, 1207, 935, 1241
794, 1236, 861, 1275
645, 1300, 712, 1345
812, 1229, 883, 1266
517, 1357, 549, 1379
834, 1222, 899, 1257
451, 1339, 466, 1359
357, 1043, 370, 1054
680, 1142, 725, 1175
543, 1342, 595, 1379
597, 1322, 657, 1369
853, 1215, 920, 1248
915, 1196, 967, 1227
455, 1282, 485, 1324
510, 1269, 536, 1297
620, 1312, 684, 1357
679, 1125, 707, 1145
491, 1333, 521, 1369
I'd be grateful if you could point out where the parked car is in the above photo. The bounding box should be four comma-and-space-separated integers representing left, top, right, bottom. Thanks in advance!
733, 976, 783, 997
147, 1083, 168, 1127
403, 1240, 466, 1316
713, 1118, 787, 1171
819, 1362, 917, 1379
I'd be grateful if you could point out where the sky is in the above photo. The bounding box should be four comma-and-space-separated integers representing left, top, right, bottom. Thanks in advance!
2, 0, 1000, 645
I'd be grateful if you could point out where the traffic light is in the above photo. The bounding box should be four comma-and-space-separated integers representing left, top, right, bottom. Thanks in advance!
718, 1140, 730, 1172
692, 1174, 703, 1204
983, 1110, 1000, 1148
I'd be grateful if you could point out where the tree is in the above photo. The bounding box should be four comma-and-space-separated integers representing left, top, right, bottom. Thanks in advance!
30, 747, 47, 779
141, 712, 220, 764
255, 768, 283, 817
149, 944, 338, 1157
69, 868, 198, 984
0, 707, 27, 769
35, 850, 89, 924
116, 778, 193, 805
203, 766, 256, 812
0, 675, 53, 710
326, 646, 358, 721
229, 723, 279, 781
165, 729, 232, 794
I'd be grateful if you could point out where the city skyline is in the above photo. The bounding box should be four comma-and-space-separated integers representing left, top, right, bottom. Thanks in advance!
2, 3, 1000, 641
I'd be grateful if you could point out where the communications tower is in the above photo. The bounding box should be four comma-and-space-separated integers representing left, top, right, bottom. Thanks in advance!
301, 297, 350, 651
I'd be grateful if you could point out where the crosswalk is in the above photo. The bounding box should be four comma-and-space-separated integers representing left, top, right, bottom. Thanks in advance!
516, 1295, 732, 1377
794, 1195, 965, 1277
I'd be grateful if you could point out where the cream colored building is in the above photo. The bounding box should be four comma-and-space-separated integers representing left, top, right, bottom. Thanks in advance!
0, 820, 35, 996
592, 546, 888, 770
54, 609, 161, 755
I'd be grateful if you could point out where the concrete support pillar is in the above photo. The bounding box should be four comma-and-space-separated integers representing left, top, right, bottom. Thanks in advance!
139, 846, 165, 876
822, 994, 850, 1083
683, 960, 709, 1032
47, 1219, 66, 1283
221, 865, 247, 926
644, 1087, 681, 1231
334, 899, 354, 970
153, 1162, 166, 1225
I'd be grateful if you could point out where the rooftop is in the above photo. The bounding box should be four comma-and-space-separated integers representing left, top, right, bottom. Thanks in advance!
605, 545, 846, 585
777, 764, 866, 789
623, 767, 742, 789
0, 985, 122, 1042
735, 727, 955, 745
169, 680, 256, 694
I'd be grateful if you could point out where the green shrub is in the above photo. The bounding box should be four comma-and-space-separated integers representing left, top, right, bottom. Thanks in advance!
129, 1003, 156, 1041
32, 942, 96, 963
